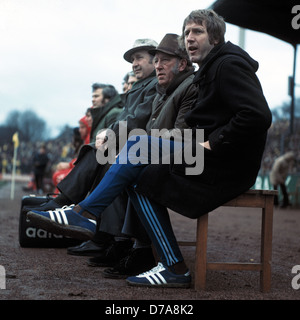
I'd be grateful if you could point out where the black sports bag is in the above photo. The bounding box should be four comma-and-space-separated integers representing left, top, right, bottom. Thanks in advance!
19, 194, 81, 248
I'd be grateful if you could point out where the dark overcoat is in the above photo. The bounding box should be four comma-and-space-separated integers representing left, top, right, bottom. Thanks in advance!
76, 72, 157, 163
135, 41, 272, 218
89, 93, 123, 143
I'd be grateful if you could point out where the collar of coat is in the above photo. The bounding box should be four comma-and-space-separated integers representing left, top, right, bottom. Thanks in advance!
130, 70, 157, 91
156, 67, 195, 98
193, 41, 259, 84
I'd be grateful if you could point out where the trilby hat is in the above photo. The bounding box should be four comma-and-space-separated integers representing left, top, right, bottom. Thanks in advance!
148, 33, 190, 62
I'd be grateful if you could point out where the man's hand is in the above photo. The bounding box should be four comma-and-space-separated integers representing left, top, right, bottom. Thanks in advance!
95, 130, 107, 150
199, 141, 211, 150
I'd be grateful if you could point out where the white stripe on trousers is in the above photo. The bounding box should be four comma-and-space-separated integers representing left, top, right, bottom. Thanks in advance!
135, 192, 178, 266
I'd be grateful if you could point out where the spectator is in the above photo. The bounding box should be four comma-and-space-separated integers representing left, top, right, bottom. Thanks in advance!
85, 108, 93, 129
90, 84, 123, 143
79, 116, 91, 145
52, 124, 87, 194
126, 71, 137, 92
32, 144, 49, 195
270, 151, 296, 207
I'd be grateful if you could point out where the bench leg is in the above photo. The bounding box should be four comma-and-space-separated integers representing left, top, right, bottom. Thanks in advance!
260, 196, 274, 292
195, 213, 208, 290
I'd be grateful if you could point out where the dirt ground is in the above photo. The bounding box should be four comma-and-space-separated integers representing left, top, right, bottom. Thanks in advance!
0, 180, 299, 302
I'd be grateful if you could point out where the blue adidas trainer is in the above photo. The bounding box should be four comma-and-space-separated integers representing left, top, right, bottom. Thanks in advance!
27, 205, 97, 241
126, 262, 191, 288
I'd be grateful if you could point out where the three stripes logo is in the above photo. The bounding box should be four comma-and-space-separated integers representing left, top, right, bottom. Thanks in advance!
48, 208, 70, 225
136, 263, 190, 286
46, 206, 97, 226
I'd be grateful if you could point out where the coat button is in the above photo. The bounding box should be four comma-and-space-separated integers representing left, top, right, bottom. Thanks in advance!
219, 134, 224, 140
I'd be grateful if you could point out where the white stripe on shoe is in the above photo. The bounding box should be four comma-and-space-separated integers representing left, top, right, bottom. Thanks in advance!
47, 206, 73, 225
138, 263, 167, 285
145, 275, 156, 285
55, 211, 62, 224
156, 272, 167, 284
49, 210, 55, 222
127, 262, 191, 288
46, 205, 96, 226
60, 210, 69, 225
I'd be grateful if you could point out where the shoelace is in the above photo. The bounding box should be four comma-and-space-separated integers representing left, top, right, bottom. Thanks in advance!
139, 262, 165, 276
51, 204, 75, 213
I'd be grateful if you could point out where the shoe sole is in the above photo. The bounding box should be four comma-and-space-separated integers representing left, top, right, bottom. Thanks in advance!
126, 279, 191, 288
27, 211, 94, 241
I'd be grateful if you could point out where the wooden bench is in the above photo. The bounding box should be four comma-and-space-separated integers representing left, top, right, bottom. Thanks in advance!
178, 189, 277, 292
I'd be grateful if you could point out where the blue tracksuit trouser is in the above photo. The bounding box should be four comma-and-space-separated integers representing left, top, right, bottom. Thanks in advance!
79, 135, 184, 266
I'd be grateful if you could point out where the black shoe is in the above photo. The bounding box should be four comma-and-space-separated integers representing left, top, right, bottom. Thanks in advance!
87, 239, 133, 267
102, 247, 156, 279
23, 199, 63, 213
67, 240, 110, 256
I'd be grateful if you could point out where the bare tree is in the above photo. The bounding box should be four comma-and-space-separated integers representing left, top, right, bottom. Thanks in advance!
4, 109, 47, 142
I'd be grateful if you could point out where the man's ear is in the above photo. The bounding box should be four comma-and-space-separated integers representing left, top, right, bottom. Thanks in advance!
178, 59, 187, 72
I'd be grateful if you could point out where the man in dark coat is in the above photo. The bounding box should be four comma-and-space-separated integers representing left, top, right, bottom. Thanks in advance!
28, 10, 272, 288
32, 144, 49, 195
89, 84, 123, 143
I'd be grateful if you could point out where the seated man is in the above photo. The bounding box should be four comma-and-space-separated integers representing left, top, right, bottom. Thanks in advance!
24, 38, 158, 256
93, 33, 197, 278
28, 9, 272, 288
89, 83, 123, 143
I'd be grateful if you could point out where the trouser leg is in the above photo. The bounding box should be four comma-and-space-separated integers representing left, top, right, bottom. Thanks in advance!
35, 174, 43, 191
78, 135, 182, 227
127, 187, 183, 267
121, 200, 151, 244
78, 137, 147, 218
273, 185, 279, 205
280, 183, 289, 206
99, 191, 128, 236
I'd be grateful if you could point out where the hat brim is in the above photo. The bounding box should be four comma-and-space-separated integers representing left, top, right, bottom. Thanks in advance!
123, 45, 157, 63
148, 48, 178, 57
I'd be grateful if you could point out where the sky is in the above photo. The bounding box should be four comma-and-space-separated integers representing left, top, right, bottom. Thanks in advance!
0, 0, 299, 137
